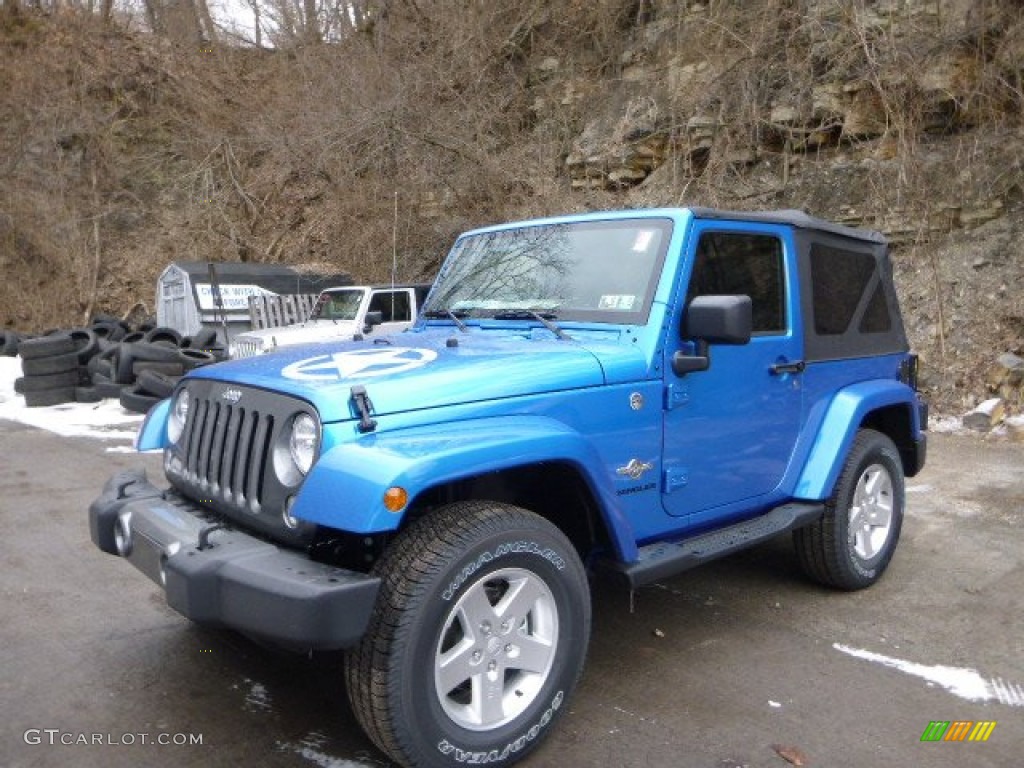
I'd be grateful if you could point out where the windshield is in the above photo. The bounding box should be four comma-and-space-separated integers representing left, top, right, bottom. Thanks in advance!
425, 218, 673, 324
311, 288, 366, 321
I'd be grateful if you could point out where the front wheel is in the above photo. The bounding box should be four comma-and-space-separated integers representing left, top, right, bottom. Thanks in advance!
345, 500, 591, 768
794, 428, 905, 590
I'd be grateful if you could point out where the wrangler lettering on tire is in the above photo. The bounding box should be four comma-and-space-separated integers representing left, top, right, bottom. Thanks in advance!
345, 501, 590, 768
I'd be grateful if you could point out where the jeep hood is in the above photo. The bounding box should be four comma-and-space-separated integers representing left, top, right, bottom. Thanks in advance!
191, 330, 649, 423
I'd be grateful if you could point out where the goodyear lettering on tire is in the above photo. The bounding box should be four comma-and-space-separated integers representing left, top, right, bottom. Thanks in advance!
437, 691, 564, 763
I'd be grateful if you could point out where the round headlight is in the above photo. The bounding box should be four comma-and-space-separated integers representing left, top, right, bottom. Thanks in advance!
288, 413, 319, 476
167, 388, 190, 444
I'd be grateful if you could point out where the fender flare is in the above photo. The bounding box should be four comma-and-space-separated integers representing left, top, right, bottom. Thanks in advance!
794, 379, 919, 500
135, 397, 171, 451
291, 414, 639, 560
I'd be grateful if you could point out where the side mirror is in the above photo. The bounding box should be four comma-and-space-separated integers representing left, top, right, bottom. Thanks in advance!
363, 310, 383, 333
672, 295, 752, 375
685, 294, 752, 343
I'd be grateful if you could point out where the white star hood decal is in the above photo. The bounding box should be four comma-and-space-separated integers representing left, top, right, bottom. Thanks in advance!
281, 348, 439, 381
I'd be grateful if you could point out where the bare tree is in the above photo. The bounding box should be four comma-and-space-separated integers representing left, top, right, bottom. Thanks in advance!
195, 0, 218, 42
245, 0, 263, 46
302, 0, 319, 42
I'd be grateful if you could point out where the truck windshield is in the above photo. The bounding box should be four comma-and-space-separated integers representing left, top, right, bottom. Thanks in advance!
311, 289, 366, 321
425, 218, 673, 324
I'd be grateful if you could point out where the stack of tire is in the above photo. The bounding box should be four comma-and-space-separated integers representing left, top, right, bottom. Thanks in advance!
8, 320, 225, 414
13, 334, 91, 408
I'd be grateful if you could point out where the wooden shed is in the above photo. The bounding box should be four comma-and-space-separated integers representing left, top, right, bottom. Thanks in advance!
156, 262, 352, 341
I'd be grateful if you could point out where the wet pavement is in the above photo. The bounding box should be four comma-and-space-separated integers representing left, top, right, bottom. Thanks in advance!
2, 421, 1021, 767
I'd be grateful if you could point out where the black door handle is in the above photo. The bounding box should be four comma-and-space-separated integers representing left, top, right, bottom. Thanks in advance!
770, 360, 805, 375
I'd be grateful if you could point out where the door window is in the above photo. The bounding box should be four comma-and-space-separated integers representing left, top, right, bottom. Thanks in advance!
369, 291, 412, 323
687, 232, 786, 334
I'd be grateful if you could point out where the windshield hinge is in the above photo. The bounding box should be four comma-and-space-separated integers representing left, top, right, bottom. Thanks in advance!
664, 381, 689, 411
350, 385, 378, 433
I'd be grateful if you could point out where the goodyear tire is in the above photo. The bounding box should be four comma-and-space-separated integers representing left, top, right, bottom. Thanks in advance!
345, 501, 590, 768
794, 429, 905, 590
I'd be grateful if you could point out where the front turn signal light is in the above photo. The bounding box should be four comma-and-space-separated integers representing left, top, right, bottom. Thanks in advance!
383, 486, 408, 513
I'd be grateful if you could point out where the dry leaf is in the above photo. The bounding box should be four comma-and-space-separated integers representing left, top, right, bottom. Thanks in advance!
772, 744, 809, 766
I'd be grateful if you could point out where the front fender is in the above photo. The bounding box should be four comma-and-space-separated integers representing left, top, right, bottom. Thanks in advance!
794, 380, 918, 499
135, 398, 171, 452
290, 415, 638, 559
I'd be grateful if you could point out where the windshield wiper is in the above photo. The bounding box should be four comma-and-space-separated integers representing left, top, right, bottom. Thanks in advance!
492, 309, 571, 341
423, 308, 469, 333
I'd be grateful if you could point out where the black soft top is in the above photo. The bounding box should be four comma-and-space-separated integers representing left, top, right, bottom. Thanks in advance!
689, 207, 886, 245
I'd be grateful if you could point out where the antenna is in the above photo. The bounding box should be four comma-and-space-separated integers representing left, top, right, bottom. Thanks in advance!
391, 189, 398, 289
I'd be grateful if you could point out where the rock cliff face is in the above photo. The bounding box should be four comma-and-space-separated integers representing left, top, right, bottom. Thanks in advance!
0, 1, 1020, 417
539, 0, 1023, 417
557, 1, 1018, 234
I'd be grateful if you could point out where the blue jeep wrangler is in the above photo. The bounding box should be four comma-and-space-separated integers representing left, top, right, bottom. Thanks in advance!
90, 207, 927, 768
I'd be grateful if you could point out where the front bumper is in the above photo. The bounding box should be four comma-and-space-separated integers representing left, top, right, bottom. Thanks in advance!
89, 470, 380, 650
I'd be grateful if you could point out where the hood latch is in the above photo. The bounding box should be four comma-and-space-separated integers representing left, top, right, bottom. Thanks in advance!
350, 385, 378, 433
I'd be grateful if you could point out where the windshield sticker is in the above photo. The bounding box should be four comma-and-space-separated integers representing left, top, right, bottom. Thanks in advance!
632, 230, 655, 252
598, 295, 637, 311
281, 348, 438, 381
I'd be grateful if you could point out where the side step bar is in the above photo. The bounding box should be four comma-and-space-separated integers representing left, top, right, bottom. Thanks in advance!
598, 502, 824, 589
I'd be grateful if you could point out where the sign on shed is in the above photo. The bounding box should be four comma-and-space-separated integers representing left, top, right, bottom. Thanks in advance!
156, 261, 351, 340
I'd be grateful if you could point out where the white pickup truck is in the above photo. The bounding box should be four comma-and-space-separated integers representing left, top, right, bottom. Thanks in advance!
229, 283, 431, 358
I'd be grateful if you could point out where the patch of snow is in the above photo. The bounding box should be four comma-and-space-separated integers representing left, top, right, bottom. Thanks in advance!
0, 357, 143, 445
834, 643, 1024, 707
280, 732, 378, 768
242, 677, 272, 712
929, 415, 966, 434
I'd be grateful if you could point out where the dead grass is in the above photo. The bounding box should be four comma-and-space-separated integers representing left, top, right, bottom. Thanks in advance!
0, 2, 1020, 414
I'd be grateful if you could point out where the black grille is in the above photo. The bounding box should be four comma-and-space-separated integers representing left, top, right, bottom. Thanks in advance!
182, 398, 274, 512
166, 381, 319, 547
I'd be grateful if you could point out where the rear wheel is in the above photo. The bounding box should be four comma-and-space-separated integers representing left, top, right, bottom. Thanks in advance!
345, 500, 590, 768
794, 428, 904, 590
